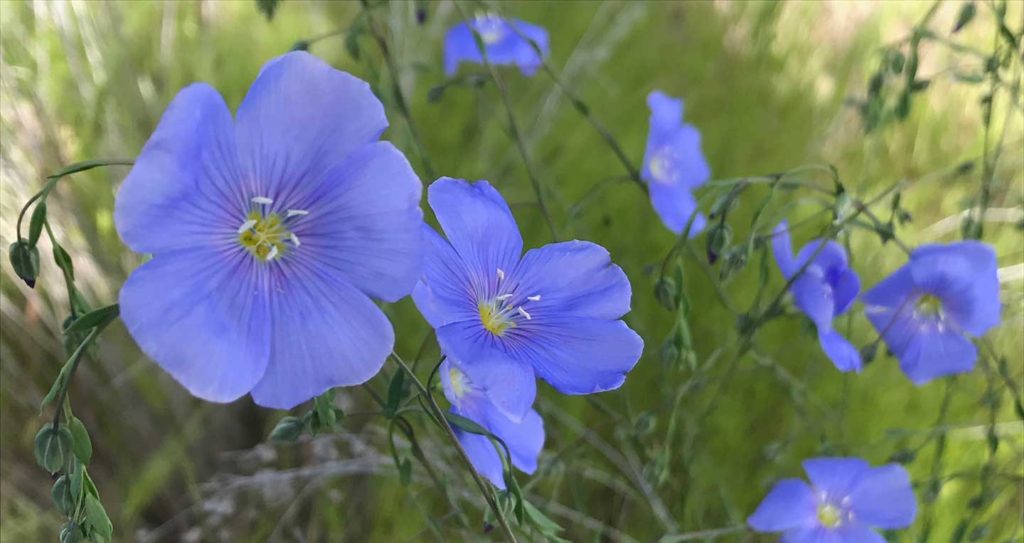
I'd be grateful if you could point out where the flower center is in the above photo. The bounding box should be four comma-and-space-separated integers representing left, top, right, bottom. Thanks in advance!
449, 366, 470, 399
474, 14, 506, 45
648, 147, 677, 184
477, 268, 541, 336
237, 196, 306, 262
915, 293, 943, 316
817, 503, 842, 528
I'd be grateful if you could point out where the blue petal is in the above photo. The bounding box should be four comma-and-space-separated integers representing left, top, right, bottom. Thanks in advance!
747, 478, 817, 532
235, 52, 387, 201
848, 464, 916, 529
485, 407, 545, 474
899, 323, 978, 385
862, 266, 915, 309
831, 269, 860, 316
511, 317, 643, 394
457, 430, 506, 489
505, 19, 549, 76
818, 329, 862, 373
461, 355, 536, 423
772, 221, 797, 278
514, 240, 632, 320
443, 23, 482, 76
412, 226, 480, 328
114, 83, 244, 254
781, 527, 844, 543
428, 178, 523, 291
647, 165, 708, 236
250, 263, 394, 409
836, 525, 886, 543
795, 240, 849, 274
802, 457, 870, 497
119, 247, 270, 402
910, 242, 1001, 336
792, 273, 835, 331
286, 142, 423, 303
646, 91, 684, 143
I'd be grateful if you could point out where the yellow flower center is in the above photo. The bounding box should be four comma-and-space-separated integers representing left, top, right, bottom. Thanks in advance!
817, 503, 842, 528
238, 210, 291, 262
916, 293, 943, 316
479, 300, 515, 336
449, 366, 470, 399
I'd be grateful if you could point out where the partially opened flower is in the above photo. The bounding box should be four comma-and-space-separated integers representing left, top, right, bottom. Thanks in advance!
862, 241, 1000, 385
444, 14, 549, 76
413, 178, 643, 395
440, 356, 543, 489
642, 91, 710, 236
749, 457, 917, 543
771, 222, 862, 372
115, 52, 423, 409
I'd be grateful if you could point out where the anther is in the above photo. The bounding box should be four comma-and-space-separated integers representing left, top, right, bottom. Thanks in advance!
527, 295, 541, 302
251, 196, 274, 205
290, 233, 301, 247
497, 268, 506, 281
286, 209, 309, 218
517, 307, 532, 320
237, 219, 257, 234
266, 245, 279, 261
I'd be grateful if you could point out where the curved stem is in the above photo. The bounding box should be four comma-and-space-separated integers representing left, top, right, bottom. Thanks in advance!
392, 354, 518, 542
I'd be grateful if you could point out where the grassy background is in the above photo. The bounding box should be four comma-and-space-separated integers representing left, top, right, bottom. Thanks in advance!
1, 1, 1021, 541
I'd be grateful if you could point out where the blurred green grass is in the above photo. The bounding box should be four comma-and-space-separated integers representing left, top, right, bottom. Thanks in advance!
1, 1, 1021, 541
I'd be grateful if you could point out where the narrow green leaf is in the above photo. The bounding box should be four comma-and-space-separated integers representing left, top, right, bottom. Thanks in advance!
385, 369, 406, 416
83, 494, 113, 539
444, 411, 490, 436
398, 458, 412, 486
28, 201, 47, 248
53, 244, 74, 280
523, 500, 564, 534
269, 416, 304, 442
64, 304, 119, 335
69, 417, 92, 464
52, 475, 75, 516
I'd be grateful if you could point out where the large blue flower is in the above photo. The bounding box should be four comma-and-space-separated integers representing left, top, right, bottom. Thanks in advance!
114, 52, 423, 409
862, 241, 1000, 385
749, 457, 917, 543
642, 91, 710, 236
771, 221, 862, 372
440, 355, 544, 489
444, 14, 549, 76
413, 178, 643, 395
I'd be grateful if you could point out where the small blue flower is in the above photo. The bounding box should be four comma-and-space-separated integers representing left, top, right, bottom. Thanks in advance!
749, 457, 917, 543
444, 14, 549, 76
771, 221, 862, 372
114, 52, 423, 409
642, 91, 710, 236
440, 356, 544, 489
862, 241, 1000, 385
413, 178, 643, 395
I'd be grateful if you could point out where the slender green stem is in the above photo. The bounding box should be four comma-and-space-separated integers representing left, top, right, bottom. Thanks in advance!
51, 324, 105, 429
359, 0, 436, 180
453, 1, 558, 241
392, 354, 518, 543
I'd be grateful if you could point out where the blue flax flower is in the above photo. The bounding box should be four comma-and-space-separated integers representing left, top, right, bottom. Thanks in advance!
642, 91, 710, 236
771, 222, 862, 372
862, 241, 1000, 385
749, 457, 917, 543
444, 14, 549, 76
413, 178, 643, 395
440, 356, 544, 489
114, 52, 423, 409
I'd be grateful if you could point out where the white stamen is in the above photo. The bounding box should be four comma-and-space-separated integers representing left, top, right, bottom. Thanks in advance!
517, 306, 532, 320
497, 268, 505, 281
237, 219, 257, 234
495, 294, 513, 301
290, 233, 301, 247
527, 294, 541, 302
266, 245, 279, 260
251, 196, 274, 205
286, 209, 309, 218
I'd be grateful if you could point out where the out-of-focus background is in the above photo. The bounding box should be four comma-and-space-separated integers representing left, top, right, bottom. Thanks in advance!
1, 1, 1021, 541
